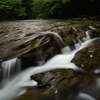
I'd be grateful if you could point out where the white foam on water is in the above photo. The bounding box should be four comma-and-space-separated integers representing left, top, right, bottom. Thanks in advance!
82, 30, 91, 41
37, 60, 45, 66
38, 31, 66, 46
89, 26, 97, 30
61, 46, 72, 54
1, 58, 21, 87
0, 34, 97, 100
75, 93, 96, 100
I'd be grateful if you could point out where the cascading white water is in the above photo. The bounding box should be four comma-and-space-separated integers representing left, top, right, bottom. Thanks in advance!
61, 46, 72, 54
75, 93, 96, 100
89, 26, 97, 30
0, 38, 97, 100
1, 58, 21, 79
1, 58, 21, 87
82, 30, 91, 41
35, 48, 45, 66
39, 31, 66, 47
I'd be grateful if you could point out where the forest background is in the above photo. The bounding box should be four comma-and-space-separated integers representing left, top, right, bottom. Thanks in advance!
0, 0, 100, 20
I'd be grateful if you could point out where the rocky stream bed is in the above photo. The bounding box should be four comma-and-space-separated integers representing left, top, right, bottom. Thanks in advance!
0, 19, 100, 100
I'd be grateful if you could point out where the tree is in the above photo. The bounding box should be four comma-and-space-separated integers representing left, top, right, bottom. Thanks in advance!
31, 0, 71, 19
0, 0, 100, 20
22, 0, 33, 18
0, 0, 26, 19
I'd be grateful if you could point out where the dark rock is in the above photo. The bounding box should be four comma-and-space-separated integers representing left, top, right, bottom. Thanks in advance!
72, 40, 100, 71
14, 69, 99, 100
0, 20, 100, 100
14, 68, 78, 100
88, 30, 100, 38
31, 69, 77, 86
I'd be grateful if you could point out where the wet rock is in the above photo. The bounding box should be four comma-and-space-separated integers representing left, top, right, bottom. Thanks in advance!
0, 20, 100, 71
0, 20, 100, 100
72, 40, 100, 71
0, 30, 4, 34
31, 69, 77, 86
88, 30, 100, 38
14, 69, 98, 100
63, 36, 74, 46
0, 33, 57, 61
14, 69, 78, 100
0, 20, 100, 62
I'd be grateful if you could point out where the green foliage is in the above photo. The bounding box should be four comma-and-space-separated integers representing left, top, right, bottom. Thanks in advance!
22, 0, 33, 18
0, 0, 100, 20
49, 4, 61, 14
31, 0, 71, 18
0, 0, 26, 19
62, 0, 70, 4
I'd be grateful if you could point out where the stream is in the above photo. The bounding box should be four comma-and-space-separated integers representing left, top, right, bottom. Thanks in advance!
0, 20, 100, 100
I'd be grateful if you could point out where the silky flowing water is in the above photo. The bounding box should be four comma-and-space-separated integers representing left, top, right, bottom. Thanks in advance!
0, 20, 100, 100
0, 38, 98, 100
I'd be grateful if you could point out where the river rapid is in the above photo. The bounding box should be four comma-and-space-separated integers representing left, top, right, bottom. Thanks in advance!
0, 19, 100, 100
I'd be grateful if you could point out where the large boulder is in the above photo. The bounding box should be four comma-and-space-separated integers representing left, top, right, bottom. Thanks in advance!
72, 39, 100, 71
0, 20, 100, 100
14, 68, 100, 100
88, 30, 100, 38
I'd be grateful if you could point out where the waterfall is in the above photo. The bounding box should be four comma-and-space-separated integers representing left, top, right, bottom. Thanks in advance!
0, 28, 99, 100
61, 46, 72, 54
1, 58, 21, 87
36, 48, 45, 66
89, 26, 97, 30
82, 30, 91, 41
45, 38, 95, 67
75, 93, 96, 100
36, 31, 73, 54
39, 31, 66, 47
0, 38, 97, 100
